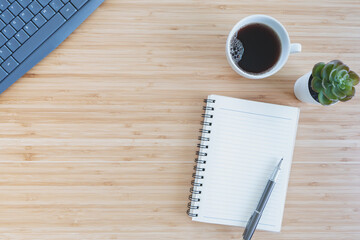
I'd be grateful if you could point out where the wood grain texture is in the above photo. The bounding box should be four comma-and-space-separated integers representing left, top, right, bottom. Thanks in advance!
0, 0, 360, 239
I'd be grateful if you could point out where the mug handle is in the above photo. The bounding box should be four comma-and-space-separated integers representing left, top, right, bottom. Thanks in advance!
290, 43, 302, 54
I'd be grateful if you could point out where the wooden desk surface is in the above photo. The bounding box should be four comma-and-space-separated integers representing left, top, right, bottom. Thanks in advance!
0, 0, 359, 239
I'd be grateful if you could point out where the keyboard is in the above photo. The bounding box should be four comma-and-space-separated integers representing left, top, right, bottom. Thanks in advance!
0, 0, 104, 94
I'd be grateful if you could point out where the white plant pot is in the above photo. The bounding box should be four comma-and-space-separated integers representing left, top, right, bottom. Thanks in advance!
294, 71, 320, 105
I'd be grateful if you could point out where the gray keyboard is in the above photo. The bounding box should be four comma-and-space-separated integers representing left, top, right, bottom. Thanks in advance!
0, 0, 104, 94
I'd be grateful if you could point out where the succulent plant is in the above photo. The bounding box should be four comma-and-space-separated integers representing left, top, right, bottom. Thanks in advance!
311, 60, 359, 105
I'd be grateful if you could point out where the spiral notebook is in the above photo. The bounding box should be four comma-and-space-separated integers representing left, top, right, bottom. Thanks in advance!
187, 95, 300, 232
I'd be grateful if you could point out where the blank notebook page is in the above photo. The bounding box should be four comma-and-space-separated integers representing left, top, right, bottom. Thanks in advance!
193, 95, 300, 232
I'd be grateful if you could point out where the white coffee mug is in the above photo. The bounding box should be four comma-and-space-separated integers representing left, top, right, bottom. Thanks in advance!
226, 15, 301, 79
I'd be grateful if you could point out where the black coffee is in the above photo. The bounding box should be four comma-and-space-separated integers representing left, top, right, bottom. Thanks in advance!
235, 23, 281, 74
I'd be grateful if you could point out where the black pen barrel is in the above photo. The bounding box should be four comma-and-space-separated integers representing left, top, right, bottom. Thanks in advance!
243, 211, 261, 240
256, 180, 276, 212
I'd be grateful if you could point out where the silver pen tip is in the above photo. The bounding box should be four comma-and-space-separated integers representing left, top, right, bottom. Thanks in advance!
278, 158, 283, 169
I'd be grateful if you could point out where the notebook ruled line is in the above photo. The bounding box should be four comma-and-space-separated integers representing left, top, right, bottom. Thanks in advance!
203, 216, 276, 227
219, 108, 293, 120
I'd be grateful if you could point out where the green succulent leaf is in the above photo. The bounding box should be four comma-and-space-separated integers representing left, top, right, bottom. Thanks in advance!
311, 76, 323, 93
329, 69, 338, 83
321, 63, 334, 80
322, 76, 332, 89
332, 86, 347, 99
339, 95, 353, 102
312, 62, 325, 79
346, 86, 355, 97
318, 91, 333, 105
323, 85, 338, 100
328, 60, 343, 68
339, 87, 355, 102
335, 63, 350, 73
348, 71, 359, 86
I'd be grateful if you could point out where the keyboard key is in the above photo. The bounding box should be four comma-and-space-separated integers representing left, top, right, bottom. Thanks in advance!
2, 56, 18, 72
6, 37, 20, 51
38, 0, 50, 7
0, 19, 5, 30
13, 13, 65, 63
0, 67, 8, 81
41, 5, 55, 20
70, 0, 87, 9
20, 8, 33, 23
1, 10, 14, 24
50, 0, 63, 12
60, 2, 76, 19
0, 0, 9, 11
18, 0, 31, 8
0, 45, 11, 59
0, 32, 6, 45
9, 2, 23, 16
15, 29, 29, 43
28, 1, 42, 14
33, 13, 46, 27
24, 21, 37, 35
61, 0, 69, 3
11, 17, 25, 31
2, 24, 15, 38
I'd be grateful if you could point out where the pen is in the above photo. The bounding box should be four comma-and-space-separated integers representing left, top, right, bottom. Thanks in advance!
242, 158, 283, 240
